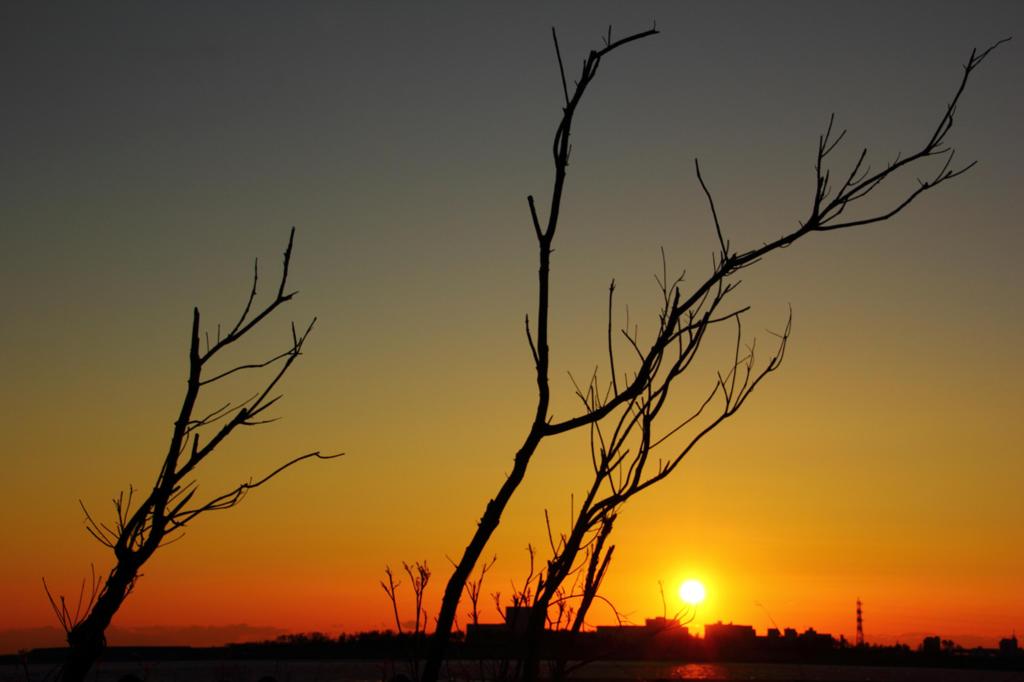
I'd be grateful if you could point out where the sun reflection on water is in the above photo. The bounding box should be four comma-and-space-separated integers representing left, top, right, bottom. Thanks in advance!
669, 663, 731, 680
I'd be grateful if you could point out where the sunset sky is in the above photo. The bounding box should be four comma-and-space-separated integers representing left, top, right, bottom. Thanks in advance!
2, 2, 1022, 654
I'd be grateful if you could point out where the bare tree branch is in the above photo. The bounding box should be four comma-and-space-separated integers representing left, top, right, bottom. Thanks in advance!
48, 230, 339, 682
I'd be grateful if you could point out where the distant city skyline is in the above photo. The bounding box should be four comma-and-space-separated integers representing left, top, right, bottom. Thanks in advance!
0, 599, 1015, 654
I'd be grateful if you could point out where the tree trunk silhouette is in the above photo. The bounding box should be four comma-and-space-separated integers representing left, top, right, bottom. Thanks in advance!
420, 27, 660, 682
61, 561, 137, 681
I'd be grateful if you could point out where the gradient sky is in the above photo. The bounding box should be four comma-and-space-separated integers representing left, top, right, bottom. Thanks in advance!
2, 2, 1022, 653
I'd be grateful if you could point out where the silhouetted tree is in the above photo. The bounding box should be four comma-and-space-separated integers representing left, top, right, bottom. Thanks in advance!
45, 229, 341, 682
380, 561, 432, 681
421, 24, 1006, 682
464, 555, 497, 629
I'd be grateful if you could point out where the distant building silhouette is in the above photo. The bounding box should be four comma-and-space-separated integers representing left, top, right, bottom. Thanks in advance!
504, 606, 531, 635
999, 633, 1018, 655
704, 621, 756, 645
595, 617, 688, 639
798, 627, 834, 648
465, 606, 532, 642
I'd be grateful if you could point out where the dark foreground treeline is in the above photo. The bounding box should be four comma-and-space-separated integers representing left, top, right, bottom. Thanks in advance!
7, 628, 1023, 673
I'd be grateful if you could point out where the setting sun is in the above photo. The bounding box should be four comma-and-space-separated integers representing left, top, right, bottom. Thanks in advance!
679, 579, 706, 606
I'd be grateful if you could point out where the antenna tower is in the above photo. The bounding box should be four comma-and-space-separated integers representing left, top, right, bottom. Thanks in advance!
856, 598, 864, 646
